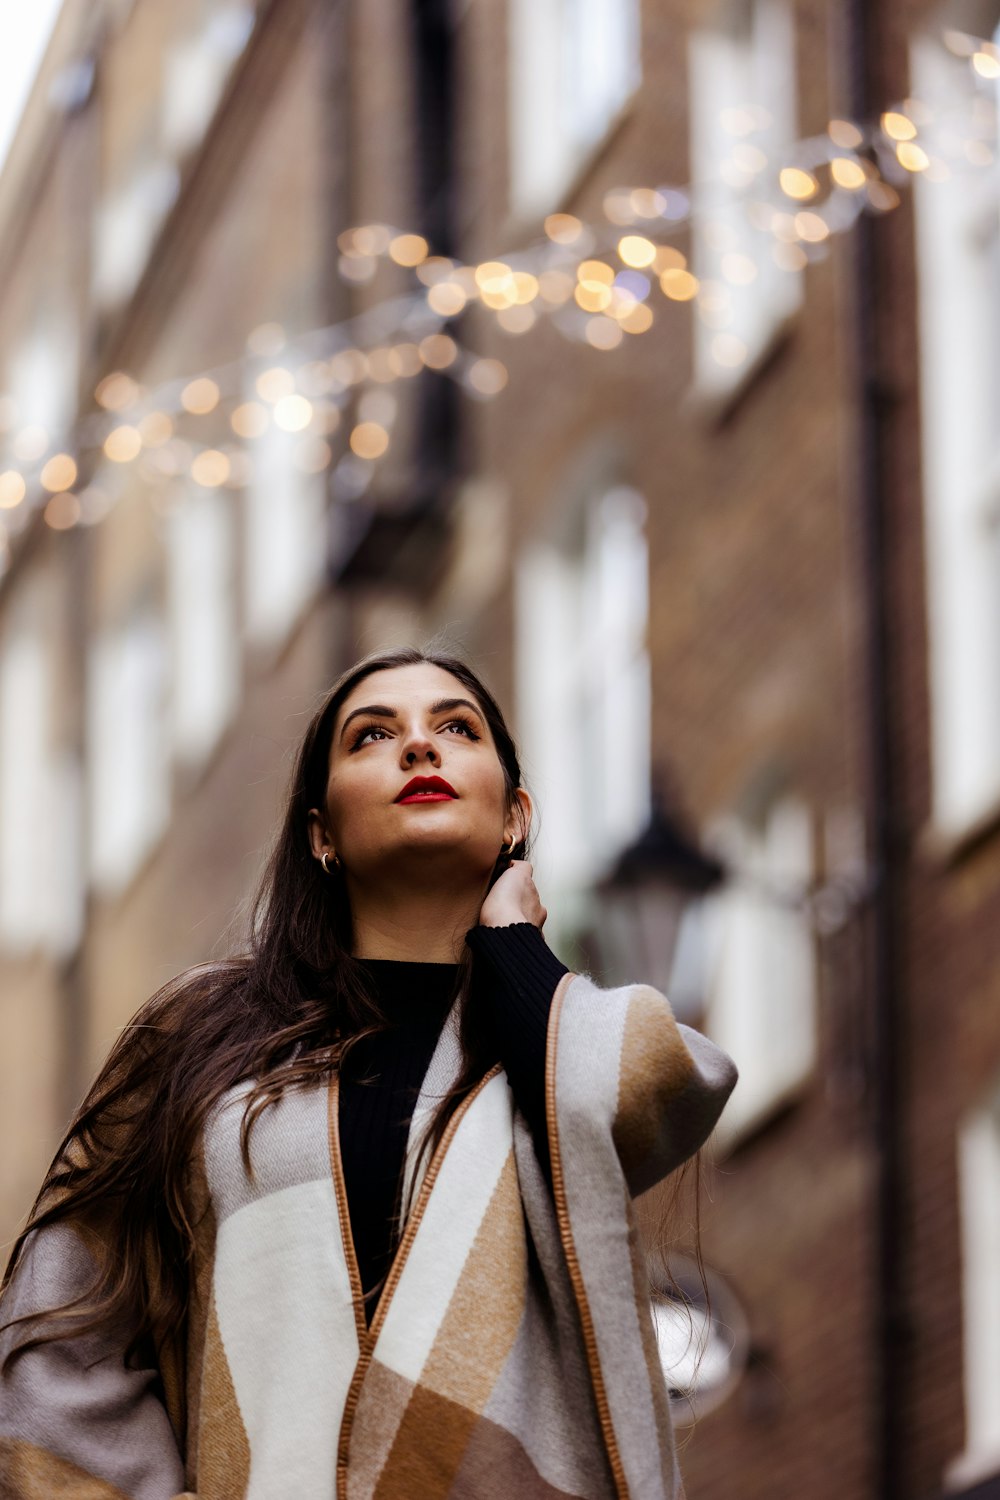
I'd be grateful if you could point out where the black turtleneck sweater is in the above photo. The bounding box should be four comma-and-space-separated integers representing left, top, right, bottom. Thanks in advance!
341, 922, 569, 1325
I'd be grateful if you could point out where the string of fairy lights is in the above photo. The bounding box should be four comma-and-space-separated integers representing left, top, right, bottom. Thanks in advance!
0, 23, 997, 566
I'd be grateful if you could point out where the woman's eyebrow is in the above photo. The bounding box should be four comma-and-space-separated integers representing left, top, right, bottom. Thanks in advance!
339, 697, 485, 742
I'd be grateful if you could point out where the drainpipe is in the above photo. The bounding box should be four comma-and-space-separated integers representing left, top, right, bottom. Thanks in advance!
839, 3, 907, 1497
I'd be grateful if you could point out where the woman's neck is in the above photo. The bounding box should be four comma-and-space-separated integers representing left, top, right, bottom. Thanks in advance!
348, 884, 484, 962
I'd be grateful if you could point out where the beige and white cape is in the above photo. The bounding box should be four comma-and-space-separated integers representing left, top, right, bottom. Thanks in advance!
0, 968, 738, 1499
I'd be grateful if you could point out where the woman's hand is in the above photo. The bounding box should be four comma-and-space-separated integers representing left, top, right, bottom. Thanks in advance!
479, 859, 547, 930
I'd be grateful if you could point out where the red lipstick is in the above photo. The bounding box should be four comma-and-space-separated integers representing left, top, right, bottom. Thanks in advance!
394, 775, 458, 804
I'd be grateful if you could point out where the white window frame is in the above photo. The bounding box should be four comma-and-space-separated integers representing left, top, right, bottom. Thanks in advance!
4, 300, 80, 452
0, 614, 84, 958
88, 606, 170, 897
92, 156, 180, 311
161, 3, 256, 159
946, 1076, 1000, 1491
166, 483, 239, 766
687, 0, 801, 402
673, 792, 818, 1149
911, 22, 1000, 842
515, 482, 651, 947
243, 415, 326, 650
0, 629, 51, 952
508, 0, 641, 220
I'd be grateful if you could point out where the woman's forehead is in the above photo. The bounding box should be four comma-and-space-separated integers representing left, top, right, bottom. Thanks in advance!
335, 663, 478, 725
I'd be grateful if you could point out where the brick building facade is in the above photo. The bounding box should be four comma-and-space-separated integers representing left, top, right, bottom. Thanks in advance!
1, 2, 999, 1497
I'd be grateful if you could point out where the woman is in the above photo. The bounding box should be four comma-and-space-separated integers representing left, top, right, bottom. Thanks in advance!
0, 645, 737, 1500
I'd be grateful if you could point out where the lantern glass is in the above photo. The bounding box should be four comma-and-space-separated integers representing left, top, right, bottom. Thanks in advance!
649, 1252, 750, 1425
595, 876, 689, 998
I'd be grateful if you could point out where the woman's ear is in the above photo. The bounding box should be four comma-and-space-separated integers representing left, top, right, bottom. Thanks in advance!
509, 787, 532, 844
306, 807, 329, 860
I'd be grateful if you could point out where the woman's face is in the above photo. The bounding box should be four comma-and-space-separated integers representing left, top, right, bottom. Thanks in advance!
308, 662, 528, 885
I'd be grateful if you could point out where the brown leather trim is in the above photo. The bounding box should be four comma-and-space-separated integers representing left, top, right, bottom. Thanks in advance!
327, 1073, 368, 1345
335, 1061, 505, 1499
545, 972, 630, 1499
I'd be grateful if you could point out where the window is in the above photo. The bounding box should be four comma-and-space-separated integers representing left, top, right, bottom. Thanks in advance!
93, 3, 255, 310
243, 420, 326, 648
5, 300, 79, 448
0, 630, 50, 951
0, 618, 83, 957
508, 0, 641, 218
515, 482, 651, 943
671, 792, 817, 1147
166, 484, 239, 764
947, 1077, 1000, 1489
161, 3, 255, 158
92, 148, 180, 310
687, 0, 800, 400
911, 18, 1000, 839
88, 606, 170, 895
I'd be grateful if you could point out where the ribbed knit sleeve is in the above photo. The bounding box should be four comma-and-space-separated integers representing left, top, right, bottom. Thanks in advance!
465, 922, 570, 1185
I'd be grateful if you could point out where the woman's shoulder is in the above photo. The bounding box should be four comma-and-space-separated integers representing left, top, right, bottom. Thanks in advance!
119, 956, 253, 1048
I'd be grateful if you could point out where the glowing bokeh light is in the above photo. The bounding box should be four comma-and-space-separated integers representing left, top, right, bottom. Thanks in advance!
40, 453, 77, 492
44, 493, 80, 530
95, 372, 139, 410
543, 213, 583, 243
795, 211, 830, 242
896, 141, 930, 172
255, 366, 296, 404
618, 235, 658, 268
497, 305, 537, 334
466, 359, 508, 396
273, 394, 313, 432
246, 322, 285, 356
191, 449, 230, 487
293, 437, 332, 473
427, 282, 467, 317
660, 268, 699, 301
829, 119, 864, 149
620, 303, 654, 334
779, 167, 819, 201
389, 233, 429, 266
231, 401, 269, 438
972, 50, 1000, 80
419, 334, 458, 369
180, 377, 220, 414
138, 411, 173, 446
103, 425, 142, 462
350, 421, 390, 459
831, 157, 868, 189
882, 111, 918, 141
0, 471, 25, 508
585, 317, 624, 350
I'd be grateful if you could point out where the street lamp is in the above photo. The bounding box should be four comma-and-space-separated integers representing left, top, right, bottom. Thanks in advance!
594, 785, 726, 1020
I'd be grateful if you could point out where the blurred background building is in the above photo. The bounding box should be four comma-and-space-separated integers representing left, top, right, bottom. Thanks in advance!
1, 1, 999, 1497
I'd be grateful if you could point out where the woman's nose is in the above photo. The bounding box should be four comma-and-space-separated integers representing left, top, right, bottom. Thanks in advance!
400, 724, 440, 764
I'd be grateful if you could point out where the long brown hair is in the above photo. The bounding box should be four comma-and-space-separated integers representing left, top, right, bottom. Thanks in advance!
0, 646, 530, 1369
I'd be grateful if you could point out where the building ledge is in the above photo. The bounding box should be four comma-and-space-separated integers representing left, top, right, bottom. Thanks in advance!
917, 789, 1000, 872
943, 1445, 1000, 1497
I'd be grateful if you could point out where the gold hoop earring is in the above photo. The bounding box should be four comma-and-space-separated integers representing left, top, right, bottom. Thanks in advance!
320, 850, 341, 874
502, 832, 517, 856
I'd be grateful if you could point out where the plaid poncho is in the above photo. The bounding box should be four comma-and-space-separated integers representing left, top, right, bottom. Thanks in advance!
0, 968, 737, 1499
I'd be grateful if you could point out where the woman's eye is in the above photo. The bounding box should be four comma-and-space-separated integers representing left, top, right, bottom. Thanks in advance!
444, 719, 479, 738
353, 725, 390, 747
351, 717, 480, 749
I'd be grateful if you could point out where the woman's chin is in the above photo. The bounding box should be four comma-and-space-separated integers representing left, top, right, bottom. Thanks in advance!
349, 834, 495, 880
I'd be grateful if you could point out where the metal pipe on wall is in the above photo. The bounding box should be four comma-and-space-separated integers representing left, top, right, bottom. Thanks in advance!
839, 2, 908, 1495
